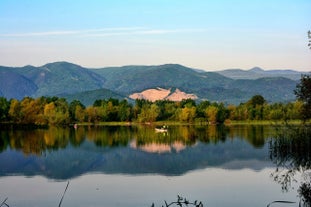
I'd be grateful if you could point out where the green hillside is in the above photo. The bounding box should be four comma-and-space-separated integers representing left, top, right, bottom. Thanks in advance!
216, 67, 305, 80
92, 64, 232, 94
228, 77, 297, 102
0, 61, 302, 104
15, 61, 105, 96
63, 88, 128, 106
0, 67, 38, 99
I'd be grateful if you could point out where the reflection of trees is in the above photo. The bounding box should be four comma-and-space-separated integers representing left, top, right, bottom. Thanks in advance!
86, 126, 131, 147
226, 125, 268, 148
195, 125, 227, 144
135, 125, 197, 146
269, 125, 311, 206
0, 127, 76, 155
70, 127, 86, 146
0, 124, 272, 155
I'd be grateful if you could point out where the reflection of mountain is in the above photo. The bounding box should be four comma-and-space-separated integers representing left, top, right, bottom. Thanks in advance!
130, 140, 187, 153
0, 137, 270, 180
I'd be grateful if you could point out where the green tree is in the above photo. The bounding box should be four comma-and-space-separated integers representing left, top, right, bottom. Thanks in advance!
246, 95, 266, 120
216, 103, 228, 123
196, 100, 211, 118
44, 98, 70, 125
205, 106, 218, 124
69, 100, 85, 122
294, 74, 311, 122
8, 99, 22, 123
178, 106, 196, 122
0, 97, 10, 121
180, 98, 196, 108
75, 105, 86, 122
44, 102, 57, 124
20, 97, 44, 124
118, 100, 132, 121
247, 94, 266, 107
137, 103, 159, 122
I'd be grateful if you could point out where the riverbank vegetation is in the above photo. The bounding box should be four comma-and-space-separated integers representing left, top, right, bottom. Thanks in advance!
0, 95, 308, 126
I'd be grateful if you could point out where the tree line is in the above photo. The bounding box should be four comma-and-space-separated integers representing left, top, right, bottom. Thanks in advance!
0, 73, 310, 126
0, 95, 306, 126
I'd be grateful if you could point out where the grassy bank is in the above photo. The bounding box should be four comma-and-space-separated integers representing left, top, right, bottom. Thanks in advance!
72, 119, 310, 127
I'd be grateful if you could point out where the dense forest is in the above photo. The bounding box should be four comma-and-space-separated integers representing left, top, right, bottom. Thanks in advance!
0, 94, 306, 126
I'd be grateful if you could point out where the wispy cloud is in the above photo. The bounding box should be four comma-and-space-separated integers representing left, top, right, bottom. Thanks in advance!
0, 27, 207, 38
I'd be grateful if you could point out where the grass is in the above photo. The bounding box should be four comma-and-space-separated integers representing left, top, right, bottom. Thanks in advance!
226, 119, 308, 126
72, 119, 310, 127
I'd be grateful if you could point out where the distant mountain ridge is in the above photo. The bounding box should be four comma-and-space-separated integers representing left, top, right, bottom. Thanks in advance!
0, 61, 307, 105
216, 66, 305, 80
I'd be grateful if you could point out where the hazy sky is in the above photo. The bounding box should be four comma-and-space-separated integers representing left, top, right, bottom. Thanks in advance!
0, 0, 310, 71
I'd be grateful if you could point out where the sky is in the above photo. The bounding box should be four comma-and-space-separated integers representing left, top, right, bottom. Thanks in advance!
0, 0, 311, 71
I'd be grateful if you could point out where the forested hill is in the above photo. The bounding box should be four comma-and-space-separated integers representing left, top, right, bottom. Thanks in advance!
215, 67, 304, 80
0, 61, 305, 105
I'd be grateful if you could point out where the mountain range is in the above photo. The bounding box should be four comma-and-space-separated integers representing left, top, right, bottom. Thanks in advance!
0, 61, 308, 105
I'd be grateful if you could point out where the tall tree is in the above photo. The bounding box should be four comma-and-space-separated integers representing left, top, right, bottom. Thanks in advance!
69, 100, 85, 122
8, 99, 22, 123
0, 97, 10, 121
294, 74, 311, 122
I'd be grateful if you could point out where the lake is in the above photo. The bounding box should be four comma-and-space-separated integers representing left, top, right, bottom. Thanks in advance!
0, 124, 309, 207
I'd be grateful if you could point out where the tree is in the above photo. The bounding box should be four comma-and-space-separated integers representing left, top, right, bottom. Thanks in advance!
205, 106, 218, 124
75, 105, 86, 123
44, 99, 70, 125
118, 100, 132, 121
294, 74, 311, 122
0, 97, 10, 121
246, 95, 266, 120
69, 100, 85, 122
247, 95, 266, 107
20, 97, 43, 124
137, 104, 159, 122
44, 102, 57, 125
8, 99, 22, 123
178, 106, 196, 122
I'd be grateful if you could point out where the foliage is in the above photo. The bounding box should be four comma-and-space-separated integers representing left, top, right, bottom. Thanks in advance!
151, 195, 203, 207
247, 94, 266, 107
0, 94, 307, 126
0, 97, 10, 121
269, 125, 311, 206
294, 74, 311, 122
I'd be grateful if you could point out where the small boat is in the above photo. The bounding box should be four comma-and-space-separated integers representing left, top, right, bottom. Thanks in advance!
155, 126, 168, 133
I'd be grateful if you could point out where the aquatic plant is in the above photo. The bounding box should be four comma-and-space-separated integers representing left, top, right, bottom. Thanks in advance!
150, 195, 203, 207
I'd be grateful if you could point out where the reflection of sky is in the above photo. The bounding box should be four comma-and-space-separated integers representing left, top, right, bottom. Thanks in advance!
0, 168, 299, 207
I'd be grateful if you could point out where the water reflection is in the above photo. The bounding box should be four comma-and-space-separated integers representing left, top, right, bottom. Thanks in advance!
269, 125, 311, 206
1, 124, 310, 206
0, 125, 273, 179
0, 125, 272, 155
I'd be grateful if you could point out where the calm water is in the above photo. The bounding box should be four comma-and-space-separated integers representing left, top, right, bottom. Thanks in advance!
0, 125, 309, 207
